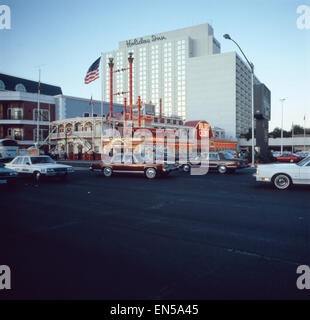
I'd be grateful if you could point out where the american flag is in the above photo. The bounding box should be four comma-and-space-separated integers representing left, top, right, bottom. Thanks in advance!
84, 57, 101, 84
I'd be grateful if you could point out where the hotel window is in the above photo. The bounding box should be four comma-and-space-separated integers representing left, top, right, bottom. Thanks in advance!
7, 128, 23, 140
176, 40, 186, 119
0, 80, 5, 90
115, 52, 124, 103
33, 109, 50, 121
8, 108, 23, 120
15, 83, 26, 92
33, 128, 49, 141
151, 45, 160, 111
163, 42, 173, 116
139, 47, 147, 102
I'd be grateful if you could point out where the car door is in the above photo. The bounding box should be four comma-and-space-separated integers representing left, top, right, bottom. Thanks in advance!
208, 153, 219, 168
21, 156, 32, 174
121, 154, 134, 171
111, 154, 124, 171
10, 157, 23, 173
298, 159, 310, 183
132, 154, 145, 172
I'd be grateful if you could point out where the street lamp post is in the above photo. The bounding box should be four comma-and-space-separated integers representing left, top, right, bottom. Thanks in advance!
36, 68, 41, 148
280, 98, 286, 154
223, 34, 255, 167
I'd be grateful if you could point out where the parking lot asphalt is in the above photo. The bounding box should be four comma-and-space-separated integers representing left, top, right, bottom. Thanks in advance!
1, 165, 310, 300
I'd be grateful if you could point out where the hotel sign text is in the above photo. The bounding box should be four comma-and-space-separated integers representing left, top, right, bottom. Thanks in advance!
126, 35, 167, 48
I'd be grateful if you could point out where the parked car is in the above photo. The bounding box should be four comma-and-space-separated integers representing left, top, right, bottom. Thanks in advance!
5, 155, 74, 181
254, 156, 310, 190
90, 153, 178, 179
274, 153, 300, 163
0, 162, 19, 185
181, 151, 248, 174
0, 139, 19, 162
294, 151, 309, 160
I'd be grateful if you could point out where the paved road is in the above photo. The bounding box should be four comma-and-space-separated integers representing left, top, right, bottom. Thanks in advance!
1, 166, 310, 299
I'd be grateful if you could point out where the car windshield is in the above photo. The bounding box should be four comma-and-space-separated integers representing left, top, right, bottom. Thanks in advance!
297, 156, 310, 166
31, 156, 55, 164
0, 140, 18, 147
221, 152, 235, 160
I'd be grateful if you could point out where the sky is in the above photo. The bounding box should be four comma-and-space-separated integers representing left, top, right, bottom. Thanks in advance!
0, 0, 309, 130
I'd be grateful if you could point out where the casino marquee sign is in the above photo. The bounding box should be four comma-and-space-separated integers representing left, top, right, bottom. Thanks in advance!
126, 35, 167, 48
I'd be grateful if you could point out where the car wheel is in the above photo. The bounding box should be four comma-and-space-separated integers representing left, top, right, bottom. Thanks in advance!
273, 174, 291, 190
145, 167, 157, 179
33, 171, 41, 182
183, 164, 190, 172
103, 167, 113, 177
218, 165, 227, 174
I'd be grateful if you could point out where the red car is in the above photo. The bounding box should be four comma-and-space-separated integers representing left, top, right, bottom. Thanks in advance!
90, 153, 178, 179
275, 153, 300, 163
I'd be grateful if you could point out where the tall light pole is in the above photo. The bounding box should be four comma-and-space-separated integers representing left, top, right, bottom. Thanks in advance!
36, 68, 41, 148
280, 98, 286, 154
223, 34, 255, 167
304, 115, 306, 152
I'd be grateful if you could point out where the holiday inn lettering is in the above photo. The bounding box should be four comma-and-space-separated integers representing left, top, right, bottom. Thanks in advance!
126, 35, 167, 48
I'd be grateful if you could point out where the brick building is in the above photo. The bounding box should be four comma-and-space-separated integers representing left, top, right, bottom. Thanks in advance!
0, 73, 62, 149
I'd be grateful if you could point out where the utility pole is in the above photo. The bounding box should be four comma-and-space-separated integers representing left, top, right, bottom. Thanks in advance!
280, 98, 286, 154
36, 68, 41, 148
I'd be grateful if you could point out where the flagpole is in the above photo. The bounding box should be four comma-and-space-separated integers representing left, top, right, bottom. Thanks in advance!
100, 52, 104, 157
100, 53, 104, 117
304, 115, 306, 152
291, 122, 294, 153
92, 98, 95, 154
36, 68, 41, 147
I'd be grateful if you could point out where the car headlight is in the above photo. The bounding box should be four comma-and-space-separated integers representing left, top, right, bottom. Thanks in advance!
67, 167, 73, 172
9, 172, 17, 176
47, 168, 55, 172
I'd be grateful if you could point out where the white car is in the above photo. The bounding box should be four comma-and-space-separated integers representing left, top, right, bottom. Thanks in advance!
5, 155, 74, 181
254, 156, 310, 190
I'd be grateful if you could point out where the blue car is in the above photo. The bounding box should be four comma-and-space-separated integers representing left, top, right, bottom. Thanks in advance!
0, 162, 19, 185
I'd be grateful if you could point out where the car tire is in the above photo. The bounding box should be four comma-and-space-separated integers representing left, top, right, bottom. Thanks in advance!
103, 167, 113, 177
183, 164, 190, 172
145, 167, 157, 179
33, 171, 41, 182
273, 173, 292, 190
218, 165, 227, 174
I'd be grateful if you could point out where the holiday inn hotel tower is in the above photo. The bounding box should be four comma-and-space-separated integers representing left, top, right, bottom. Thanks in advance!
103, 23, 270, 140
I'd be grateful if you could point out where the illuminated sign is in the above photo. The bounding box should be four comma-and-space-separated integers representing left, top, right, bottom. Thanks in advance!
126, 35, 167, 48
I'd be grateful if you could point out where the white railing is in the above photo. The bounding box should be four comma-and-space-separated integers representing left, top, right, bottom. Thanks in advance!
50, 131, 93, 139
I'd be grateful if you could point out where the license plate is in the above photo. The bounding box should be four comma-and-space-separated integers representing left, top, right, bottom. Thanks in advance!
0, 179, 8, 184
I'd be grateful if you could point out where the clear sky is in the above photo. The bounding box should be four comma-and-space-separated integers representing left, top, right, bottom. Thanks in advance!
1, 0, 309, 130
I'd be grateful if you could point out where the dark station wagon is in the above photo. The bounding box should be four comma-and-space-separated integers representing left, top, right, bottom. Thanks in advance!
90, 153, 178, 179
183, 151, 248, 174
